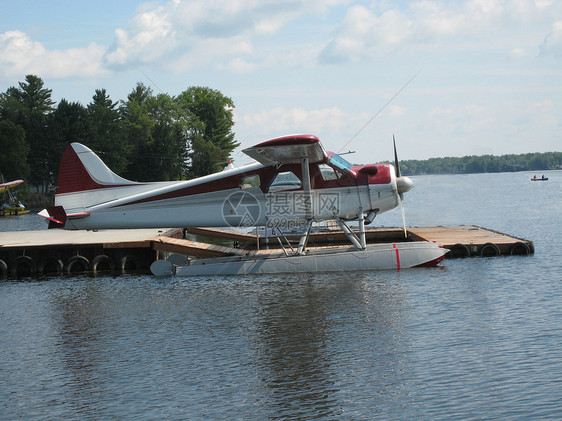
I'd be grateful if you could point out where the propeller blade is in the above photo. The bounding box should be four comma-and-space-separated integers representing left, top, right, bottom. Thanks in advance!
400, 196, 407, 238
393, 134, 401, 178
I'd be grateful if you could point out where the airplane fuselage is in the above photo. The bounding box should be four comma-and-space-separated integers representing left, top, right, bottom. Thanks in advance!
57, 160, 399, 230
41, 135, 410, 231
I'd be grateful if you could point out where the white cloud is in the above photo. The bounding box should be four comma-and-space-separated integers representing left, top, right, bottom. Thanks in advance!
224, 57, 257, 74
319, 0, 561, 63
104, 5, 177, 68
1, 0, 340, 79
0, 30, 107, 79
464, 104, 487, 115
2, 0, 560, 82
233, 105, 376, 155
388, 105, 406, 117
240, 106, 349, 134
319, 6, 413, 63
428, 107, 454, 117
527, 99, 553, 112
103, 0, 349, 71
508, 47, 526, 58
425, 103, 495, 140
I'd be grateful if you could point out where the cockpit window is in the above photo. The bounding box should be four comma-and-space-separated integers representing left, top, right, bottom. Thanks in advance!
328, 154, 353, 173
240, 174, 260, 189
319, 164, 343, 180
268, 171, 302, 192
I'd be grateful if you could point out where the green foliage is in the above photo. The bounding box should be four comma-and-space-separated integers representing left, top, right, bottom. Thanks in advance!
176, 86, 240, 178
1, 75, 56, 190
119, 84, 189, 181
0, 120, 29, 180
45, 99, 90, 185
87, 89, 128, 174
16, 75, 56, 113
188, 134, 223, 176
0, 76, 240, 191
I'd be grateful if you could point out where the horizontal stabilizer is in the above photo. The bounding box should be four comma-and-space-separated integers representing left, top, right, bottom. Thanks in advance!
38, 206, 67, 229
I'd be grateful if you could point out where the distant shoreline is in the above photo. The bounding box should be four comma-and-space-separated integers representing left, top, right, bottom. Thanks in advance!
378, 151, 561, 176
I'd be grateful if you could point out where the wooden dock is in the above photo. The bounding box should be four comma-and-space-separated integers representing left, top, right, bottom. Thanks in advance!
187, 226, 412, 246
0, 225, 533, 278
408, 226, 533, 257
187, 225, 533, 258
0, 228, 178, 277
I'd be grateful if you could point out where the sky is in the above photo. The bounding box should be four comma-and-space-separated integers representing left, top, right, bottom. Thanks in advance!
1, 0, 561, 165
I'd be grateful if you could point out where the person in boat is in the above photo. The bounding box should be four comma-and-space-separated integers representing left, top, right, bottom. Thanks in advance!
533, 175, 537, 179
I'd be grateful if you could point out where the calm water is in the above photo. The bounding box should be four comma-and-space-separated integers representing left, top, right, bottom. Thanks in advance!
1, 171, 561, 420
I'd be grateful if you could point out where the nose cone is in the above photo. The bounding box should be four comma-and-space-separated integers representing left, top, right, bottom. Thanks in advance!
397, 176, 414, 195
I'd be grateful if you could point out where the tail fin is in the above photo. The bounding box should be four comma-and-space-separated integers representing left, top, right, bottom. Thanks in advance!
56, 143, 135, 194
39, 143, 141, 228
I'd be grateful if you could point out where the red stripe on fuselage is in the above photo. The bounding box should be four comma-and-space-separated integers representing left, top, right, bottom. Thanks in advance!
114, 166, 280, 207
111, 161, 359, 208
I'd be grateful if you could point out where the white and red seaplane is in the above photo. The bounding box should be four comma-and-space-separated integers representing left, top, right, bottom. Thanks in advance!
39, 134, 447, 276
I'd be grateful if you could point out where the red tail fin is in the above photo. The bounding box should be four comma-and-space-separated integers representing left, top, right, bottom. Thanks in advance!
56, 143, 135, 195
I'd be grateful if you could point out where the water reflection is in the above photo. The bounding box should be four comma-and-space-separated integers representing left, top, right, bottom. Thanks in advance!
249, 272, 413, 418
252, 274, 344, 418
51, 281, 109, 418
43, 273, 418, 419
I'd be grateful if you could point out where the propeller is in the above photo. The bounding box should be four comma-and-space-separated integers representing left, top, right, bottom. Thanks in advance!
393, 135, 413, 238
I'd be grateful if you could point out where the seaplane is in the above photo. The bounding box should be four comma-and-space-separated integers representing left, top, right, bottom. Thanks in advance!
0, 179, 29, 216
39, 134, 447, 276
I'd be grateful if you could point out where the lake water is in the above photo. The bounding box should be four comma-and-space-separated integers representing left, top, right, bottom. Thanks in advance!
1, 171, 561, 420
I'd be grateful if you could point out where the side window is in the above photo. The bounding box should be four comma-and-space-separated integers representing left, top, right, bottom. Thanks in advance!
318, 164, 342, 181
240, 174, 260, 189
268, 171, 302, 192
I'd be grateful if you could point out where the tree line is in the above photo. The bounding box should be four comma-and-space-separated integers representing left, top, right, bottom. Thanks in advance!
0, 75, 239, 194
396, 152, 561, 176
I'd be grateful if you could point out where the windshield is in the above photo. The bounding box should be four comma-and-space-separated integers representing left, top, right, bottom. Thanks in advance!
328, 154, 353, 173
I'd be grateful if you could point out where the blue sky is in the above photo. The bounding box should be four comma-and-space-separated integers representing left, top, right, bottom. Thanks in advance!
1, 0, 560, 164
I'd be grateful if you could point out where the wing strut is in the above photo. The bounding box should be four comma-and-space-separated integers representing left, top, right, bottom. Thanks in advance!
301, 157, 313, 220
295, 157, 314, 255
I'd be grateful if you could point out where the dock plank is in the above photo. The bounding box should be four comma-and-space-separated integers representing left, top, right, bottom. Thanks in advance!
186, 227, 256, 243
0, 229, 171, 248
152, 236, 254, 258
187, 226, 406, 245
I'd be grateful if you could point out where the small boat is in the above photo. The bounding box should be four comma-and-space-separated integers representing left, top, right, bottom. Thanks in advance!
531, 176, 548, 181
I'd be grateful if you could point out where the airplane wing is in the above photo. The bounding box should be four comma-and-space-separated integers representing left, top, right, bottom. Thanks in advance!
0, 179, 24, 194
242, 134, 328, 167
